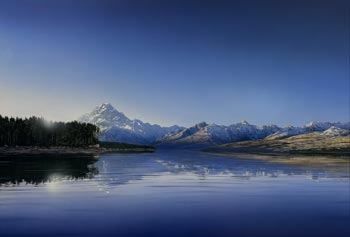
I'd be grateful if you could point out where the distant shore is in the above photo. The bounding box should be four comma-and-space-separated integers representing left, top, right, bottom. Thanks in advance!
205, 151, 350, 172
202, 132, 350, 171
0, 146, 156, 156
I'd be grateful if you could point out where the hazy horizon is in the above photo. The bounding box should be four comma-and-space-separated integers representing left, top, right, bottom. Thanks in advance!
1, 0, 349, 127
0, 101, 349, 128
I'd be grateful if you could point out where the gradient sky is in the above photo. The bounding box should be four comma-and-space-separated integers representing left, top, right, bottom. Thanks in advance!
0, 0, 349, 127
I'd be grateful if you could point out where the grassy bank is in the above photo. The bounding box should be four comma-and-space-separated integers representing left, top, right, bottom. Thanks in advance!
203, 133, 350, 171
204, 133, 350, 157
205, 151, 350, 173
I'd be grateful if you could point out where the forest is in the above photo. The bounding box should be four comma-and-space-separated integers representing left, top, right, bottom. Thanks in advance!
0, 115, 99, 147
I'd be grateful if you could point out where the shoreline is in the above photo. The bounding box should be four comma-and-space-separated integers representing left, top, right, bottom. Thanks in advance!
0, 146, 156, 156
205, 151, 350, 172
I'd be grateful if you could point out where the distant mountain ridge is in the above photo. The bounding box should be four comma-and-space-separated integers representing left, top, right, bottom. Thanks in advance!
79, 103, 349, 148
157, 121, 280, 149
158, 121, 350, 149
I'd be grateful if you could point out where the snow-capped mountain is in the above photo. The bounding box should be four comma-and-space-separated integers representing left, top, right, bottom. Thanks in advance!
157, 121, 281, 149
157, 121, 349, 149
266, 121, 350, 140
79, 103, 184, 145
304, 121, 349, 131
80, 103, 349, 148
321, 126, 350, 137
159, 122, 208, 143
265, 126, 307, 140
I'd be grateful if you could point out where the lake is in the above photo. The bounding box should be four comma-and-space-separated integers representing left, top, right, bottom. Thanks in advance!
0, 151, 349, 237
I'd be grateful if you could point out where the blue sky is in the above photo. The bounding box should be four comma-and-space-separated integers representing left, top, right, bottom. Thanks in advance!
0, 0, 349, 127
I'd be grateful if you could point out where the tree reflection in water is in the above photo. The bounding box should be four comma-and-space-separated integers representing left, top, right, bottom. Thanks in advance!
0, 154, 99, 185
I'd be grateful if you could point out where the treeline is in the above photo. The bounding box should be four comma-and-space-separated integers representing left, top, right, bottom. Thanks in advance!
0, 115, 99, 147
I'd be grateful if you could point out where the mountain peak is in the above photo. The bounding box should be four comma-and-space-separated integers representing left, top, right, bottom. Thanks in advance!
195, 122, 208, 128
304, 121, 333, 131
321, 126, 350, 137
78, 103, 130, 131
97, 102, 117, 111
239, 120, 250, 125
93, 103, 129, 119
78, 103, 183, 145
101, 102, 113, 107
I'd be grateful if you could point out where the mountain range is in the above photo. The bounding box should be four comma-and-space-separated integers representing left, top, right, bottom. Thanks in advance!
79, 103, 350, 149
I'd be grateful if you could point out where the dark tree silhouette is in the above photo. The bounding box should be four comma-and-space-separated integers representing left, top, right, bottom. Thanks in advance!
0, 115, 99, 147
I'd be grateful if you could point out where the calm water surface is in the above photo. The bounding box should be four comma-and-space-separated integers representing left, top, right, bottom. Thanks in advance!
0, 151, 349, 237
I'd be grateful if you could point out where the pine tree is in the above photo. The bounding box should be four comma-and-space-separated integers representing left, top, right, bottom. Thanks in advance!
0, 115, 99, 147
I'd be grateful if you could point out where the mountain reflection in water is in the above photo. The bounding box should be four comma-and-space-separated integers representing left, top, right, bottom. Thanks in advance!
0, 151, 348, 187
0, 151, 349, 237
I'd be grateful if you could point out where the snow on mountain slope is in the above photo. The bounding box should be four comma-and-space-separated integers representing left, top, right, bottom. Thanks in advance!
157, 121, 281, 149
265, 126, 306, 140
227, 121, 280, 141
79, 103, 132, 131
304, 121, 333, 131
159, 122, 208, 142
266, 122, 350, 140
157, 120, 349, 149
79, 103, 183, 145
321, 126, 350, 137
79, 103, 349, 148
